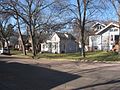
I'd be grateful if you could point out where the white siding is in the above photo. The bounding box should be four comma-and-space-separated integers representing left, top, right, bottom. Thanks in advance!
89, 35, 101, 50
101, 27, 119, 50
89, 25, 119, 51
51, 33, 60, 42
51, 33, 60, 53
41, 33, 78, 53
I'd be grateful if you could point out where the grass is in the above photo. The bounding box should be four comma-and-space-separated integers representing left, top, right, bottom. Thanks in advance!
11, 50, 33, 58
10, 50, 120, 61
36, 53, 82, 60
86, 51, 120, 61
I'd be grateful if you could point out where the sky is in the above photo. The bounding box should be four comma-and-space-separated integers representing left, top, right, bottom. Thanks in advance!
9, 0, 118, 34
70, 0, 118, 21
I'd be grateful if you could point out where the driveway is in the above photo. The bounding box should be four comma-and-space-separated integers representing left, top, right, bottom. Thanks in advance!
0, 55, 120, 90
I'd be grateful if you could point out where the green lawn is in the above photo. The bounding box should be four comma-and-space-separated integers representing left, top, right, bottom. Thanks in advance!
11, 50, 120, 61
86, 51, 120, 61
36, 53, 81, 60
11, 50, 33, 58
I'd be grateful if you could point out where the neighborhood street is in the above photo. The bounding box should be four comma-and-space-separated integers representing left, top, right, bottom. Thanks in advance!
1, 55, 120, 90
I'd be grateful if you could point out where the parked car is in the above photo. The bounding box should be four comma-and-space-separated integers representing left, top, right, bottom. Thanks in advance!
0, 48, 9, 54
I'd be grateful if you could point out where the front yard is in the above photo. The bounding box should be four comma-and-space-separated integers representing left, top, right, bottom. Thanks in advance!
11, 50, 120, 61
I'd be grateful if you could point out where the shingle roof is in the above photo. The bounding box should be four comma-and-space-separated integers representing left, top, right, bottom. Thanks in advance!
56, 32, 76, 40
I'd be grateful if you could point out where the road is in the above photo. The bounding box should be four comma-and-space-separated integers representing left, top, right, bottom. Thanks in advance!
0, 55, 120, 90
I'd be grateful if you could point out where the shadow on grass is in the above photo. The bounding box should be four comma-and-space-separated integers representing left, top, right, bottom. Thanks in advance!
0, 60, 80, 90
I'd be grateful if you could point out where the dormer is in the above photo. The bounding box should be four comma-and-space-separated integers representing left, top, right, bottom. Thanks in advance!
91, 22, 106, 32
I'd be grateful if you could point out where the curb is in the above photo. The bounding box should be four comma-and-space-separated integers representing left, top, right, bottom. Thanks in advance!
77, 59, 120, 64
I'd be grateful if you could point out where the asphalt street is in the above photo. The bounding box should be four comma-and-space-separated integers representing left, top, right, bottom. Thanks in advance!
0, 55, 120, 90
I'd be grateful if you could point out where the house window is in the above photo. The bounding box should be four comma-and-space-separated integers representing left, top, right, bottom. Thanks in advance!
114, 29, 118, 31
54, 43, 58, 49
43, 45, 45, 49
55, 44, 56, 49
110, 29, 113, 32
111, 43, 113, 45
48, 43, 52, 48
115, 35, 119, 44
111, 35, 113, 41
46, 43, 48, 48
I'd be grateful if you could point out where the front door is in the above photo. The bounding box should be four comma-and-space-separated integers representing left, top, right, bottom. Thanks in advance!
115, 35, 119, 44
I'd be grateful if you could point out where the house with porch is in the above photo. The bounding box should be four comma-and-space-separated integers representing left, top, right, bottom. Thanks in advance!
89, 22, 119, 51
41, 32, 79, 53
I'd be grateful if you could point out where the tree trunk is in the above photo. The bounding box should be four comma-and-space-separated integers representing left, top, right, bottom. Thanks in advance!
28, 19, 36, 57
30, 35, 36, 57
28, 9, 36, 57
1, 40, 4, 49
16, 14, 27, 55
77, 0, 86, 57
81, 31, 85, 57
5, 40, 10, 54
81, 0, 87, 57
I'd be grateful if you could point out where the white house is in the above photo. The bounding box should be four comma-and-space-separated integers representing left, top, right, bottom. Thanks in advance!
89, 22, 119, 51
41, 32, 79, 53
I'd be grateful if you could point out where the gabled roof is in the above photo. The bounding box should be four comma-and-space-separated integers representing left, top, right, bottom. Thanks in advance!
56, 32, 76, 40
56, 32, 67, 39
92, 22, 106, 28
49, 32, 76, 40
95, 23, 119, 35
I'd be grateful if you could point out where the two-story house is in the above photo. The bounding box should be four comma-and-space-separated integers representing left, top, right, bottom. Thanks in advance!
89, 22, 119, 51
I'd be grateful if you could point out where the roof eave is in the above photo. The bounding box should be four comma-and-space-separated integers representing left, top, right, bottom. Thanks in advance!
95, 23, 119, 35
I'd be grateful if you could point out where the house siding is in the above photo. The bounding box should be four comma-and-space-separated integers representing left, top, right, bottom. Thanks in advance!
51, 33, 60, 53
89, 35, 101, 51
89, 23, 119, 51
41, 32, 79, 53
101, 30, 110, 50
60, 39, 78, 53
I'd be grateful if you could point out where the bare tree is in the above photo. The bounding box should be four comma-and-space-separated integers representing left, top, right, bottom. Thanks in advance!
0, 0, 71, 57
68, 0, 107, 57
15, 15, 27, 55
0, 15, 14, 54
